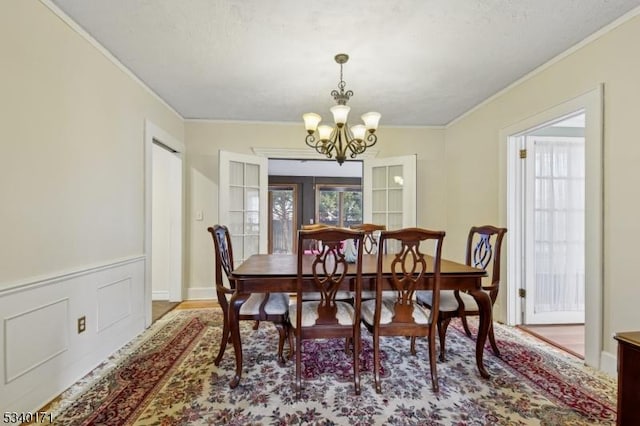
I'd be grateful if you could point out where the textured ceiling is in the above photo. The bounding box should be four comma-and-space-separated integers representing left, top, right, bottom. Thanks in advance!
50, 0, 640, 126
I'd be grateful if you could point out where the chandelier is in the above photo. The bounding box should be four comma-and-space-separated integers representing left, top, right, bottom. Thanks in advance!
303, 53, 381, 165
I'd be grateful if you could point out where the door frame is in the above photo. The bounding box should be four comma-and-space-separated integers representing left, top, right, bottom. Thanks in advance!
500, 86, 603, 368
144, 120, 185, 327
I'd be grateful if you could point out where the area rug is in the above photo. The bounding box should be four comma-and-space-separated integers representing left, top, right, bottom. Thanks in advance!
49, 308, 617, 425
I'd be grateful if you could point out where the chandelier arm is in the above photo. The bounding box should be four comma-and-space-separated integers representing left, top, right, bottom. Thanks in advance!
306, 133, 330, 157
364, 132, 378, 148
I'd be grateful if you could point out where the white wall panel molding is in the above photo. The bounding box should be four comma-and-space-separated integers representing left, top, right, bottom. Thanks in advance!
0, 257, 145, 415
4, 298, 69, 384
0, 255, 145, 296
97, 278, 133, 333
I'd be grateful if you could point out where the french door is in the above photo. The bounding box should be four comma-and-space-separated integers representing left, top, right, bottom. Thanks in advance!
218, 150, 268, 264
363, 154, 416, 229
522, 128, 586, 324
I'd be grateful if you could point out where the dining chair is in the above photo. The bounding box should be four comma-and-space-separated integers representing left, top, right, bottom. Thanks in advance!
416, 225, 506, 361
289, 227, 365, 398
300, 223, 332, 254
208, 225, 292, 366
350, 223, 386, 300
361, 227, 445, 393
350, 223, 386, 255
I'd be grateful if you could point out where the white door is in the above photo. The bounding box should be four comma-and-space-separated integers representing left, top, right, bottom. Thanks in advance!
522, 126, 586, 324
152, 142, 183, 302
363, 154, 417, 229
218, 150, 268, 263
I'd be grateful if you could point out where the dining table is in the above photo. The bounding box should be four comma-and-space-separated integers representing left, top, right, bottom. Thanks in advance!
227, 253, 491, 388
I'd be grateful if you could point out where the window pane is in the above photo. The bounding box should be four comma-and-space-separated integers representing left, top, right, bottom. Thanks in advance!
271, 189, 295, 254
319, 190, 339, 226
342, 191, 362, 228
230, 161, 244, 186
388, 165, 404, 188
372, 166, 386, 188
372, 189, 386, 212
245, 163, 259, 187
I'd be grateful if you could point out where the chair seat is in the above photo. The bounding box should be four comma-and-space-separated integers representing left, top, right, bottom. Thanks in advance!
416, 290, 483, 312
289, 300, 356, 327
302, 291, 353, 301
237, 292, 290, 315
361, 297, 432, 325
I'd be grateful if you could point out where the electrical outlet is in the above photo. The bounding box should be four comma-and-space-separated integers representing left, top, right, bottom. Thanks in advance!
77, 316, 86, 334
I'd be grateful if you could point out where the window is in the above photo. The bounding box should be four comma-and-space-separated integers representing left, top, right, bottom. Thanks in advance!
268, 185, 297, 254
316, 184, 362, 228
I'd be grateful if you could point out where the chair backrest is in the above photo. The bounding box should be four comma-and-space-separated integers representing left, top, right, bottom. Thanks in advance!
351, 223, 386, 254
208, 225, 235, 291
378, 228, 445, 323
300, 223, 333, 253
465, 225, 507, 303
297, 228, 364, 325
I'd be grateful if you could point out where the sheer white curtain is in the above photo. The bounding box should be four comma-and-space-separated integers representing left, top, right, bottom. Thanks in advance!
532, 136, 585, 313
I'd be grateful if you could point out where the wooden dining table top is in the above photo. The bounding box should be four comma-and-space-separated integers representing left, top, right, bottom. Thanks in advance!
231, 253, 486, 279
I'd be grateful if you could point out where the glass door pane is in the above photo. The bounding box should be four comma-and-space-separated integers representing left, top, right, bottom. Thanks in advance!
269, 185, 297, 254
219, 151, 268, 264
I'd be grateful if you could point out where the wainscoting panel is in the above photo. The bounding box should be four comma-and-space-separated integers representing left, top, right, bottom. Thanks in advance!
4, 298, 69, 384
0, 256, 146, 415
97, 278, 132, 332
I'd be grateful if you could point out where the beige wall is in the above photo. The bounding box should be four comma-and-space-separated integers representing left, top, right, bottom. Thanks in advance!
446, 14, 640, 354
184, 121, 446, 293
0, 1, 184, 287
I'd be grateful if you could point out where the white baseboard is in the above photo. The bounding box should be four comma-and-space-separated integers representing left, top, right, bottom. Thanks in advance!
152, 290, 170, 300
0, 256, 146, 414
186, 286, 215, 300
600, 350, 618, 377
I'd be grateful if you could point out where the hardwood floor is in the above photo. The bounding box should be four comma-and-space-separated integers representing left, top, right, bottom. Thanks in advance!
518, 324, 585, 358
151, 301, 180, 322
174, 299, 217, 310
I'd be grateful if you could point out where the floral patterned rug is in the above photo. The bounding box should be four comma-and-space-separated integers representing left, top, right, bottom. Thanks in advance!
49, 308, 617, 425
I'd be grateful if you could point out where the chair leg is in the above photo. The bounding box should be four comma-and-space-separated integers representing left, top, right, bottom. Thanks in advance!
438, 318, 452, 362
428, 333, 439, 392
285, 324, 295, 359
295, 330, 302, 399
373, 332, 382, 394
488, 322, 500, 357
460, 312, 472, 337
274, 322, 287, 366
353, 331, 361, 395
253, 320, 260, 330
410, 336, 417, 355
214, 314, 230, 366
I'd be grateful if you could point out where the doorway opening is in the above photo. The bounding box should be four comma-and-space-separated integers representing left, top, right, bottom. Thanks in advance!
267, 159, 363, 254
513, 112, 586, 357
503, 87, 603, 368
144, 120, 184, 327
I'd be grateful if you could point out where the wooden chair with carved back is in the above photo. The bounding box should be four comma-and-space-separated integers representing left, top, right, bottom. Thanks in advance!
208, 225, 292, 367
289, 227, 365, 398
350, 223, 386, 255
350, 223, 386, 300
361, 227, 445, 393
416, 225, 506, 361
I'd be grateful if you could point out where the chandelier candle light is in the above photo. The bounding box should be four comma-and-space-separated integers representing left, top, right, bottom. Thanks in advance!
303, 54, 381, 165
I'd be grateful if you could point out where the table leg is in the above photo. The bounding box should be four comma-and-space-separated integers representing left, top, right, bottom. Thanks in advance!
469, 288, 492, 379
229, 292, 249, 388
